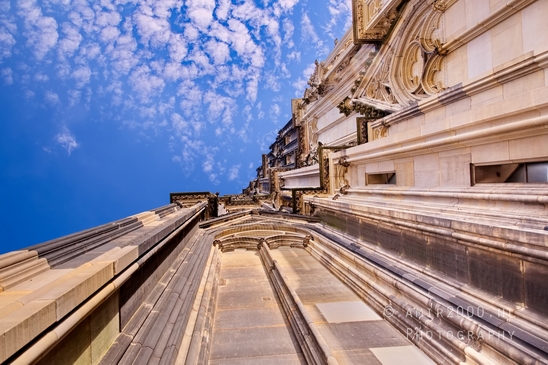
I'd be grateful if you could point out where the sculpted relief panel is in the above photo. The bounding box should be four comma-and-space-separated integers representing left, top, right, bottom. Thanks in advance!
345, 0, 453, 141
394, 7, 447, 101
351, 0, 449, 108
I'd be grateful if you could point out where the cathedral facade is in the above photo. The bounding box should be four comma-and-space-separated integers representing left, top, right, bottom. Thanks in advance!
1, 1, 548, 364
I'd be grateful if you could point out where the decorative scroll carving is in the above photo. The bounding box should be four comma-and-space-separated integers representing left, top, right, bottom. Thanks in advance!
337, 97, 354, 117
356, 117, 369, 145
291, 98, 304, 125
364, 52, 397, 104
352, 0, 403, 44
335, 157, 351, 194
371, 123, 389, 141
337, 96, 391, 118
391, 3, 447, 102
339, 185, 350, 195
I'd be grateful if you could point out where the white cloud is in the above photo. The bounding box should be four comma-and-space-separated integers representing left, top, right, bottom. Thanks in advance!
325, 0, 352, 37
287, 51, 300, 62
129, 65, 166, 102
18, 0, 59, 60
0, 1, 17, 61
72, 66, 91, 88
270, 103, 280, 117
187, 0, 215, 29
55, 126, 79, 155
301, 12, 328, 55
246, 72, 259, 102
215, 0, 231, 20
202, 154, 214, 173
282, 18, 294, 47
45, 90, 60, 106
168, 33, 188, 63
264, 73, 280, 92
205, 39, 230, 65
1, 67, 13, 84
99, 25, 120, 43
293, 62, 316, 95
134, 12, 171, 47
172, 112, 189, 134
67, 89, 80, 106
228, 164, 240, 181
57, 23, 81, 59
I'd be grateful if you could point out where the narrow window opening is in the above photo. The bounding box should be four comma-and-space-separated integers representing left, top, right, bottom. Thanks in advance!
366, 172, 396, 185
472, 161, 548, 184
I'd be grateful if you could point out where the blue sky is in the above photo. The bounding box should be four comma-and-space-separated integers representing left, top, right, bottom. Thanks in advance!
0, 0, 351, 253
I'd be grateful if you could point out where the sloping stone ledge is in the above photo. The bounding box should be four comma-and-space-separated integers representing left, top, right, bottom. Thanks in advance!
304, 224, 548, 364
0, 202, 206, 364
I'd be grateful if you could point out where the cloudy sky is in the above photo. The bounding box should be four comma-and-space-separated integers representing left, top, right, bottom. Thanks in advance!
0, 0, 352, 252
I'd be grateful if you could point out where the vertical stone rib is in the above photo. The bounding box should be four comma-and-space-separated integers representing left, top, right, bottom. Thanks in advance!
184, 243, 220, 364
258, 242, 339, 365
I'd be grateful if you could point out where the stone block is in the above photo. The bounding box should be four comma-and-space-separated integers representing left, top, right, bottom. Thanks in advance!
467, 32, 493, 79
378, 160, 394, 173
447, 46, 468, 86
94, 246, 139, 275
428, 236, 468, 282
502, 69, 545, 100
213, 307, 286, 330
209, 323, 300, 360
359, 220, 381, 246
509, 135, 548, 161
471, 141, 509, 164
401, 230, 429, 265
395, 160, 414, 187
209, 353, 307, 365
470, 85, 503, 107
423, 105, 446, 124
414, 170, 440, 188
0, 251, 37, 270
414, 153, 440, 171
464, 0, 490, 30
522, 1, 548, 53
347, 216, 360, 239
440, 153, 471, 187
370, 345, 436, 365
467, 248, 523, 303
445, 96, 471, 117
10, 269, 71, 292
56, 262, 114, 320
492, 13, 523, 67
38, 318, 92, 365
0, 299, 57, 363
91, 293, 120, 364
365, 162, 379, 173
317, 321, 408, 351
444, 0, 466, 40
524, 261, 548, 316
376, 226, 403, 256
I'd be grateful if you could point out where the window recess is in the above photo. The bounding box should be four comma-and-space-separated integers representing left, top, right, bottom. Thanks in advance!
472, 161, 548, 184
366, 172, 396, 185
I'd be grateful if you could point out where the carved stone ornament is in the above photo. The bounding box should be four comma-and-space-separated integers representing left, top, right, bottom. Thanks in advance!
339, 184, 351, 195
372, 124, 389, 141
352, 0, 403, 44
338, 157, 351, 168
337, 96, 391, 118
350, 1, 448, 107
391, 3, 447, 102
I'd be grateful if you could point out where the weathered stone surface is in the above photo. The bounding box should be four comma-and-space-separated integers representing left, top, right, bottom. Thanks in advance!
524, 261, 548, 316
428, 236, 468, 282
468, 247, 523, 303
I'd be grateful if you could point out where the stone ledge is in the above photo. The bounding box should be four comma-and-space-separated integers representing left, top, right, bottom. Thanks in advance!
305, 225, 548, 364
